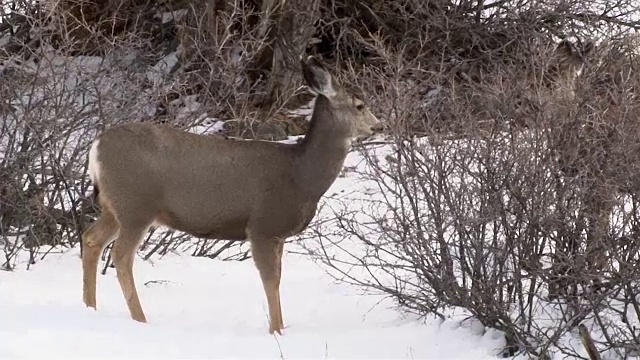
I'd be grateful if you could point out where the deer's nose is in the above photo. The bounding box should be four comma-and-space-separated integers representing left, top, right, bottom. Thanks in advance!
371, 122, 386, 133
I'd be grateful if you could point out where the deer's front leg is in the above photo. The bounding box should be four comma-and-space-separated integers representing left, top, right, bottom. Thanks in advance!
250, 237, 285, 334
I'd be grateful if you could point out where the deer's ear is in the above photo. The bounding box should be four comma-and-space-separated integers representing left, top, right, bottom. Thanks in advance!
300, 56, 337, 97
582, 41, 595, 57
555, 39, 575, 58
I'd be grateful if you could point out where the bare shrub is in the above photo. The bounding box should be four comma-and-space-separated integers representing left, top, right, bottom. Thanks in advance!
302, 24, 640, 360
1, 0, 303, 266
0, 0, 332, 267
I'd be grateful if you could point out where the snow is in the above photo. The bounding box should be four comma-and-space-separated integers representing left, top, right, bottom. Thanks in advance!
146, 50, 182, 88
159, 10, 189, 24
0, 148, 510, 360
187, 116, 226, 136
0, 247, 507, 359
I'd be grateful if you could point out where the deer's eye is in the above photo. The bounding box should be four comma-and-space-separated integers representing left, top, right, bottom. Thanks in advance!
356, 104, 365, 111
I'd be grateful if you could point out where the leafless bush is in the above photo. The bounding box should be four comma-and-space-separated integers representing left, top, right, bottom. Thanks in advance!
301, 19, 640, 360
1, 0, 306, 267
0, 0, 335, 268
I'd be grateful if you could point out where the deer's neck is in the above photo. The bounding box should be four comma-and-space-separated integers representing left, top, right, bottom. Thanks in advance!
296, 96, 352, 199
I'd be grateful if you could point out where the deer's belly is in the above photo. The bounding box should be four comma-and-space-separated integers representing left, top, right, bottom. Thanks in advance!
153, 210, 249, 241
290, 201, 319, 235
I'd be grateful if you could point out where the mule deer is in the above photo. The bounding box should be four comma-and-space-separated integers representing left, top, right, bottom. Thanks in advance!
81, 56, 381, 334
554, 44, 640, 281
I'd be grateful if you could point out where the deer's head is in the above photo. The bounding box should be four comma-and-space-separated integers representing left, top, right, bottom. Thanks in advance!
545, 40, 594, 98
301, 56, 382, 139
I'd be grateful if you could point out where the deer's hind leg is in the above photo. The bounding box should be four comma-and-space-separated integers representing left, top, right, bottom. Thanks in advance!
250, 237, 285, 334
82, 206, 118, 310
585, 203, 613, 293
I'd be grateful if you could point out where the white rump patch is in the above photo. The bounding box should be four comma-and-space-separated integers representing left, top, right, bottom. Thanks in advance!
88, 140, 101, 184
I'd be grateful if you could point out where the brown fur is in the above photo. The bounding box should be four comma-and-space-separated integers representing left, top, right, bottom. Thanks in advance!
81, 56, 381, 334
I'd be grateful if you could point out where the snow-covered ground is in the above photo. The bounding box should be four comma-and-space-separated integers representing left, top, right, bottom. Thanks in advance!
0, 149, 511, 360
0, 247, 508, 359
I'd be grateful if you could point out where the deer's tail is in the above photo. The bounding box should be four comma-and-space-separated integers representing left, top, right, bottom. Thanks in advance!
92, 184, 100, 207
